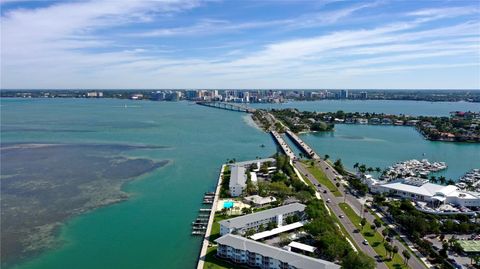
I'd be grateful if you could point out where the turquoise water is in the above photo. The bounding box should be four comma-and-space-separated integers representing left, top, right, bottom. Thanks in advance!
223, 201, 234, 209
299, 125, 480, 180
1, 98, 479, 269
1, 98, 275, 269
251, 100, 480, 116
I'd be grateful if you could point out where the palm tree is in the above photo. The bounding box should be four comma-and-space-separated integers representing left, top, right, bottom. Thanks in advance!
382, 229, 388, 241
360, 218, 367, 230
402, 249, 411, 265
439, 176, 447, 185
430, 175, 437, 184
324, 154, 329, 160
446, 179, 455, 185
384, 242, 391, 258
392, 245, 399, 259
367, 167, 374, 173
375, 167, 381, 173
353, 162, 360, 170
359, 164, 367, 174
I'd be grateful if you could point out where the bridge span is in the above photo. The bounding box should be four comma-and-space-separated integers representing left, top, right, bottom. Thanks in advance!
196, 101, 256, 113
285, 130, 321, 160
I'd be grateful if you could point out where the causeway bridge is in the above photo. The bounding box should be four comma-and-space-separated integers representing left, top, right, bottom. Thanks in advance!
285, 130, 321, 160
196, 101, 256, 113
270, 131, 297, 161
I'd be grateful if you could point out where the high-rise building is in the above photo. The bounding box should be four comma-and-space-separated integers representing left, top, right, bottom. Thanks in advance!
360, 91, 368, 99
340, 90, 349, 99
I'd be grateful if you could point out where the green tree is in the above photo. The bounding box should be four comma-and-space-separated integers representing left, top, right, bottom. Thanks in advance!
324, 154, 330, 160
392, 245, 399, 259
402, 249, 411, 265
360, 218, 367, 230
382, 229, 388, 241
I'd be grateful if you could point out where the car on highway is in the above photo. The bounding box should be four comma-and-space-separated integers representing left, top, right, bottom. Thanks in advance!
326, 198, 331, 203
362, 239, 369, 245
339, 215, 344, 218
323, 190, 327, 193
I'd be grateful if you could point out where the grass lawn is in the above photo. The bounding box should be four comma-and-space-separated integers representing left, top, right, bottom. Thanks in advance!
302, 162, 342, 197
339, 203, 407, 269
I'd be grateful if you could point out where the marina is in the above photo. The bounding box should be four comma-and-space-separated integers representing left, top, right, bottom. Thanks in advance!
457, 169, 480, 191
381, 159, 448, 180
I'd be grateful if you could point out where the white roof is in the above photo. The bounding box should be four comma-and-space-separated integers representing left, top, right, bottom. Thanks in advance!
219, 203, 306, 230
216, 234, 340, 269
250, 221, 305, 240
244, 195, 276, 205
288, 241, 317, 253
380, 181, 480, 200
250, 172, 257, 183
230, 166, 247, 188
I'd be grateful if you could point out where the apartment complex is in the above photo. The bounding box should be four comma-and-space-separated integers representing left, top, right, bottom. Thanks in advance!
219, 203, 306, 235
215, 234, 340, 269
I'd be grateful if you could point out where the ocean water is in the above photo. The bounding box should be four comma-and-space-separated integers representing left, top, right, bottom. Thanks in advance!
1, 98, 275, 269
299, 125, 480, 180
1, 98, 479, 269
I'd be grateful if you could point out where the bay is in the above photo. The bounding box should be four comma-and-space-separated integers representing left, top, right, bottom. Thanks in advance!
1, 98, 479, 269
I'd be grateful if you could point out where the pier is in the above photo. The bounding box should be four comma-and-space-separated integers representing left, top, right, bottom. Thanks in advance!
196, 164, 225, 269
196, 101, 256, 113
285, 130, 321, 160
270, 131, 296, 161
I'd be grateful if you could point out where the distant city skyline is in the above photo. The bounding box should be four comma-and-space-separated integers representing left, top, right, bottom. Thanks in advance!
1, 0, 479, 89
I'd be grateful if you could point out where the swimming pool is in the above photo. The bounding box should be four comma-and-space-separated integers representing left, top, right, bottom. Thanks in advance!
223, 201, 234, 209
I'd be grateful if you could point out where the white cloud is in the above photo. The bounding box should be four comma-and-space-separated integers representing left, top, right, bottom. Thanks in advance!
1, 0, 479, 89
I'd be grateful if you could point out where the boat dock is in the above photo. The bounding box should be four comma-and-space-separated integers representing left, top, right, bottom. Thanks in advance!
196, 164, 225, 269
285, 130, 320, 160
192, 192, 216, 235
270, 131, 296, 161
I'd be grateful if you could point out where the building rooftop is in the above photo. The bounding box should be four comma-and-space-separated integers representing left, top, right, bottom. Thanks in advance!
288, 241, 317, 253
380, 181, 480, 200
250, 221, 305, 241
216, 234, 340, 269
219, 203, 306, 230
231, 158, 275, 167
230, 165, 247, 189
243, 195, 276, 206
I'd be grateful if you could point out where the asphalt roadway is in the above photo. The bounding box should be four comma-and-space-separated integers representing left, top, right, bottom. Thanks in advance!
294, 159, 427, 269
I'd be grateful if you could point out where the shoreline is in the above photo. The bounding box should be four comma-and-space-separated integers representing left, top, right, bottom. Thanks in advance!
196, 164, 225, 269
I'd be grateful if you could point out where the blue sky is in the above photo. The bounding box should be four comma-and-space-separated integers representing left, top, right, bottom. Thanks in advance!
1, 0, 479, 89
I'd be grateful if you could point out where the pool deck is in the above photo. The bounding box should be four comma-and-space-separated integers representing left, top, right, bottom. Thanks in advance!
196, 164, 225, 269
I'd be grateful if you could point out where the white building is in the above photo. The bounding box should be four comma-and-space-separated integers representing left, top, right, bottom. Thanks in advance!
219, 203, 306, 235
216, 234, 340, 269
243, 195, 277, 207
230, 166, 247, 197
375, 178, 480, 208
228, 158, 276, 197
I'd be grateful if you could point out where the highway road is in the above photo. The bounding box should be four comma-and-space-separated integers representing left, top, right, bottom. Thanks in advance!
293, 160, 388, 269
294, 159, 427, 269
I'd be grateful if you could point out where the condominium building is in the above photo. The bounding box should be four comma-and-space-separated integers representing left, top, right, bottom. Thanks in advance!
219, 203, 306, 235
230, 166, 247, 197
215, 234, 340, 269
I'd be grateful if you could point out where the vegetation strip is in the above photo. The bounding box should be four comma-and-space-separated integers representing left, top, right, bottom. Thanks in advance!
339, 203, 408, 269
